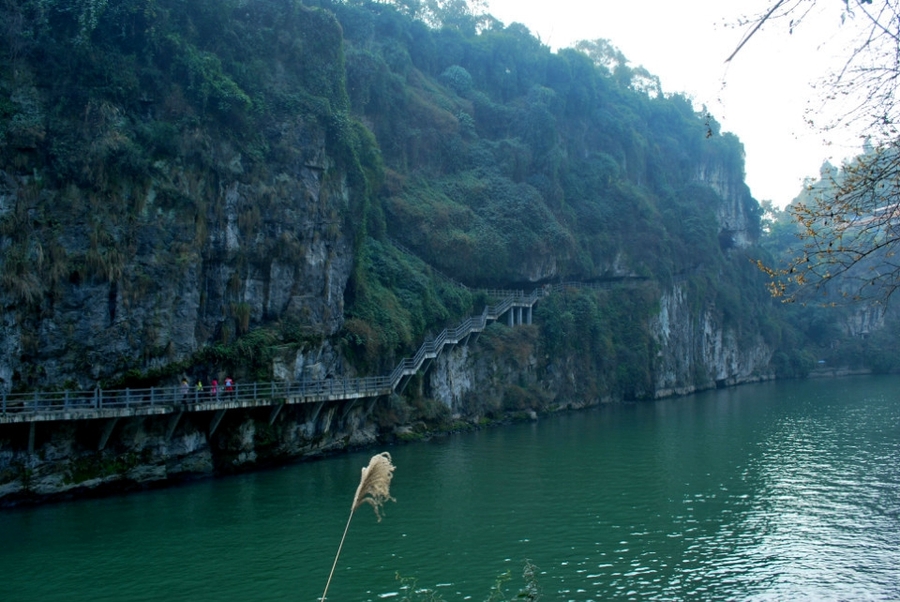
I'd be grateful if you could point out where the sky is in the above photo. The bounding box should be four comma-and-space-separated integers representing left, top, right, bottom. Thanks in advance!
484, 0, 865, 208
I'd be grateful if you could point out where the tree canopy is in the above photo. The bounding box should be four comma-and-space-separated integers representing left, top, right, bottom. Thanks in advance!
739, 1, 900, 305
766, 144, 900, 305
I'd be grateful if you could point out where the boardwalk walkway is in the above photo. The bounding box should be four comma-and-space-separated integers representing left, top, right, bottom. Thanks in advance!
0, 286, 562, 425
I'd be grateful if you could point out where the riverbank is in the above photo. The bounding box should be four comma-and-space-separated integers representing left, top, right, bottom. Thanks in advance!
0, 395, 559, 508
807, 366, 873, 378
9, 364, 885, 508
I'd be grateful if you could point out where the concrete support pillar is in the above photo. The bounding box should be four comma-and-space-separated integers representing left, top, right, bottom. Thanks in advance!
98, 418, 119, 451
209, 409, 227, 437
516, 307, 522, 325
306, 401, 326, 437
508, 309, 514, 327
421, 358, 433, 376
308, 401, 325, 424
397, 374, 412, 394
340, 399, 358, 420
526, 305, 532, 325
166, 410, 183, 441
269, 402, 284, 426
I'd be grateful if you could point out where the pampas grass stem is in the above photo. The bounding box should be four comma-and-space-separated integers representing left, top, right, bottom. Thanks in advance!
320, 452, 395, 602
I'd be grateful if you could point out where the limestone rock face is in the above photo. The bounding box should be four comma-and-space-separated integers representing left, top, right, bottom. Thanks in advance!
429, 344, 475, 416
843, 305, 885, 337
0, 122, 354, 391
651, 284, 773, 396
695, 161, 758, 249
0, 0, 354, 393
428, 284, 774, 411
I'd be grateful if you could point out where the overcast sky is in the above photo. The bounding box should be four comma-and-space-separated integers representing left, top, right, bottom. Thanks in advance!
484, 0, 864, 208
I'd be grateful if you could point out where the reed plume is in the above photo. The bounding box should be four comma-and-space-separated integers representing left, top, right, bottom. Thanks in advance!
320, 452, 396, 602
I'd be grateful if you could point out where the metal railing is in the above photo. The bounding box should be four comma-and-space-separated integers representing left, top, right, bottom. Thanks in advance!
0, 376, 397, 418
1, 286, 558, 422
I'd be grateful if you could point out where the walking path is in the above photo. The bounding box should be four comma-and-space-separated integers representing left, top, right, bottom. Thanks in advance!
0, 287, 557, 425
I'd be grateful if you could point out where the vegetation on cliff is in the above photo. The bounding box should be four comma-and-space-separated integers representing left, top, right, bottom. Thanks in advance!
303, 0, 778, 391
759, 154, 900, 376
1, 0, 886, 399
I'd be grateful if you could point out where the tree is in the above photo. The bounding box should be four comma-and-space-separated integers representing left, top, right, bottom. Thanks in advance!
764, 143, 900, 304
361, 0, 491, 33
737, 1, 900, 305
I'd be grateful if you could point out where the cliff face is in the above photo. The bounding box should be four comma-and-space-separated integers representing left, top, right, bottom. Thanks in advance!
696, 153, 759, 250
426, 285, 774, 416
0, 123, 353, 390
0, 2, 356, 391
651, 285, 773, 396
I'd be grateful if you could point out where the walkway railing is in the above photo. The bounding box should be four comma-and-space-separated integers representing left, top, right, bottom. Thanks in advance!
0, 280, 646, 424
0, 376, 396, 418
0, 286, 555, 423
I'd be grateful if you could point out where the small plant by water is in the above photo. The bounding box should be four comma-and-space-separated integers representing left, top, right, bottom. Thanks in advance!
320, 451, 396, 602
318, 451, 541, 601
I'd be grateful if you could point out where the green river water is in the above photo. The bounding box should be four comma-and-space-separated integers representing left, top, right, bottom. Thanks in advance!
1, 376, 898, 601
